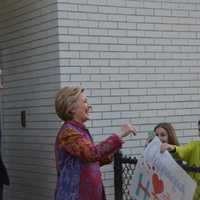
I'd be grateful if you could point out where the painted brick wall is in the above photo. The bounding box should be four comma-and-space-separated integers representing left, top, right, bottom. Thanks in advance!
0, 0, 200, 200
0, 1, 60, 200
57, 0, 200, 199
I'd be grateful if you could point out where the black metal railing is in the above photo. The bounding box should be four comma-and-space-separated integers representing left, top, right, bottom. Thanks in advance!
114, 151, 137, 200
179, 161, 200, 173
114, 151, 200, 200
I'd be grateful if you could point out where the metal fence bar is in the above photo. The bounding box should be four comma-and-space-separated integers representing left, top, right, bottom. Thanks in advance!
114, 151, 137, 200
114, 151, 123, 200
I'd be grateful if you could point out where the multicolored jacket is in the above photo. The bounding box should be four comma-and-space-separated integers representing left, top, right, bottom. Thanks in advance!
54, 120, 123, 200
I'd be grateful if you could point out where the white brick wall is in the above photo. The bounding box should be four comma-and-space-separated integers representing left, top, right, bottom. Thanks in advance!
57, 0, 200, 199
0, 1, 60, 200
0, 0, 200, 200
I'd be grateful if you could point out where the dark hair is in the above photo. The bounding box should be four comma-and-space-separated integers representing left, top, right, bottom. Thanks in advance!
154, 122, 179, 146
198, 120, 200, 125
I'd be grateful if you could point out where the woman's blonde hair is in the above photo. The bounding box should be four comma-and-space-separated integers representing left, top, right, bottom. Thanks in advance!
55, 86, 84, 121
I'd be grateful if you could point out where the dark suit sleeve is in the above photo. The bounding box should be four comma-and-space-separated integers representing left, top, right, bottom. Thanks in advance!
0, 156, 10, 185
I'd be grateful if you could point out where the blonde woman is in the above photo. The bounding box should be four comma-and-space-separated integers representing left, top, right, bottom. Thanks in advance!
54, 86, 136, 200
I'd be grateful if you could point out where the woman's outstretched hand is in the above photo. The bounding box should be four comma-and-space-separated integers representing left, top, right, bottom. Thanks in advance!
120, 123, 137, 138
160, 143, 176, 153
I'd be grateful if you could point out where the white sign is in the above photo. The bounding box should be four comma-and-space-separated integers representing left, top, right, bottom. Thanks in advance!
130, 137, 196, 200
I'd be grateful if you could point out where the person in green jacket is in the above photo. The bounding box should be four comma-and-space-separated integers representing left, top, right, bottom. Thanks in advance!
160, 120, 200, 200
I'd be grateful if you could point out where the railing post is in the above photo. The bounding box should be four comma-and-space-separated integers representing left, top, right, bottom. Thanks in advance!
114, 151, 123, 200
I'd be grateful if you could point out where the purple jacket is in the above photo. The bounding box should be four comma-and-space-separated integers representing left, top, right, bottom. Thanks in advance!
54, 120, 123, 200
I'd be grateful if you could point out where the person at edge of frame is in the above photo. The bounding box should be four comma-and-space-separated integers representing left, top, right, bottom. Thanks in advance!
160, 120, 200, 200
0, 154, 10, 200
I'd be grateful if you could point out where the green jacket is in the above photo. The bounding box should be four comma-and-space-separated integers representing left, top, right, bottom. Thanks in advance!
175, 141, 200, 200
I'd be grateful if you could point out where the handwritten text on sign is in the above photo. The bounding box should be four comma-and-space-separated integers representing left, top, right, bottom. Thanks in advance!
130, 137, 196, 200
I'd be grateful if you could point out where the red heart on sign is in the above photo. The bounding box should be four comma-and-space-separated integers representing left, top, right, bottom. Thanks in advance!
152, 173, 164, 194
